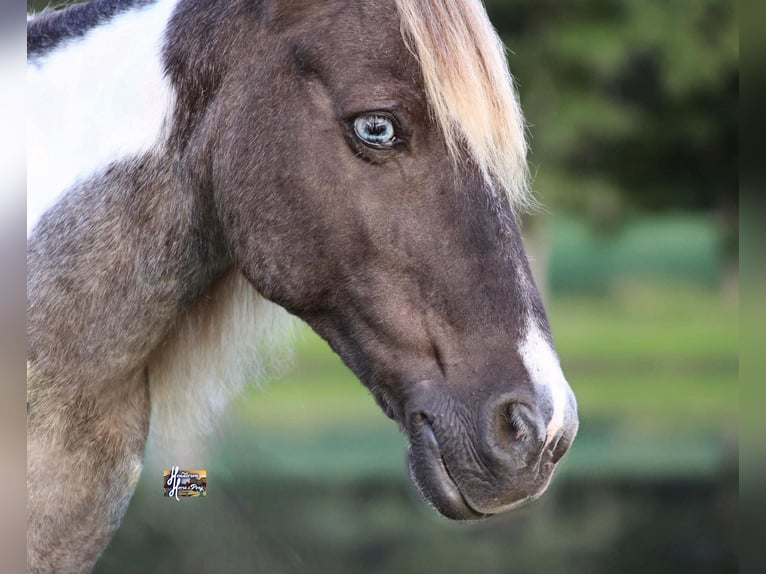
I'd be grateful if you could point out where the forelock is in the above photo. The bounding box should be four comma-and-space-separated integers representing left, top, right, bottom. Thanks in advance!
394, 0, 533, 211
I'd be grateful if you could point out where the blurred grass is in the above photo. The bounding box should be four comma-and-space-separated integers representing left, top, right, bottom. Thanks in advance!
550, 286, 737, 426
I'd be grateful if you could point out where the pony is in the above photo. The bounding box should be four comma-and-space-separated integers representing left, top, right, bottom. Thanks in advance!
26, 0, 579, 571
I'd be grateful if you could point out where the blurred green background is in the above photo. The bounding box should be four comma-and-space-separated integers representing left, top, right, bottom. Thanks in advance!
29, 0, 737, 572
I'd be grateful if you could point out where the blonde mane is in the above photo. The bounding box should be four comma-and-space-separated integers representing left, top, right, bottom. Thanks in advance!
394, 0, 532, 211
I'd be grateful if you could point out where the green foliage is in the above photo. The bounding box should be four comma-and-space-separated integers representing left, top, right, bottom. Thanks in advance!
485, 0, 737, 221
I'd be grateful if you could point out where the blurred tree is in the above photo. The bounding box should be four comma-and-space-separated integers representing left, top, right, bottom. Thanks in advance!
486, 0, 737, 288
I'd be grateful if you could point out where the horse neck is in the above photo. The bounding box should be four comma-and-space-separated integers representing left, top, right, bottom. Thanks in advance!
28, 151, 229, 382
27, 0, 233, 383
27, 0, 180, 237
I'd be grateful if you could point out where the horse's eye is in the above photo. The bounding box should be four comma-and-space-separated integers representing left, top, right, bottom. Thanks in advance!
353, 114, 396, 147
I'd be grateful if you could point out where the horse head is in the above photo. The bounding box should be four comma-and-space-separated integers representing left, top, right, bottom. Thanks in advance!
168, 0, 579, 519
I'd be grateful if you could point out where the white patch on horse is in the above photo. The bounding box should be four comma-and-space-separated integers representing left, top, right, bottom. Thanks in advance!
146, 271, 296, 466
519, 319, 571, 444
27, 0, 178, 237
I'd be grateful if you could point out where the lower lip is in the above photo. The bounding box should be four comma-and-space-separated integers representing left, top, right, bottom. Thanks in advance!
407, 415, 487, 521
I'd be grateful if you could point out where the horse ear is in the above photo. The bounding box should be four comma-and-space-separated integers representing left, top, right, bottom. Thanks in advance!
268, 0, 326, 30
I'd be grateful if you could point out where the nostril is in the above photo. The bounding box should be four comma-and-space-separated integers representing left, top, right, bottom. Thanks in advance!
495, 401, 536, 451
503, 403, 530, 442
550, 431, 574, 464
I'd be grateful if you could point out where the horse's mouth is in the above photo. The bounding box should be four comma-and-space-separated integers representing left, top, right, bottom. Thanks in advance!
407, 413, 488, 521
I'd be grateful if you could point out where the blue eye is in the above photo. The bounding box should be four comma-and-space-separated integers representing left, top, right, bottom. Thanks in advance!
353, 114, 396, 146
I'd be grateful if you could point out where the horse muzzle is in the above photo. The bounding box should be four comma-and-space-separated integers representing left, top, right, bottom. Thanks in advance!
404, 384, 578, 520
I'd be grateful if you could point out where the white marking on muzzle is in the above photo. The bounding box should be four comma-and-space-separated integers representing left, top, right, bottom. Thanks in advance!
27, 0, 178, 237
519, 319, 571, 445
